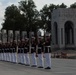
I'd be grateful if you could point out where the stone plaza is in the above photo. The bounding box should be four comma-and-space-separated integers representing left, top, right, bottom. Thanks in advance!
0, 58, 76, 75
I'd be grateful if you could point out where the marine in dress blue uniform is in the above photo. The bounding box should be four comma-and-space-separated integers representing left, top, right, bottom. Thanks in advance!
37, 37, 44, 68
44, 33, 51, 69
24, 38, 30, 66
12, 41, 17, 63
30, 32, 37, 67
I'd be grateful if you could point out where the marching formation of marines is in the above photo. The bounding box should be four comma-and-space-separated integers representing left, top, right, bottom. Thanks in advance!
0, 29, 51, 69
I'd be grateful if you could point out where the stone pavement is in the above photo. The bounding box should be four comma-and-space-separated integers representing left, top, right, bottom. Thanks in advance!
0, 58, 76, 75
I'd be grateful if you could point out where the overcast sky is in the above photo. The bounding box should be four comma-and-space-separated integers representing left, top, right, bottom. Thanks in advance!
0, 0, 76, 29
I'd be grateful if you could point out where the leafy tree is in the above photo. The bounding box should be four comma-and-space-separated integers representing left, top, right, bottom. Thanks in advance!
40, 3, 67, 32
40, 4, 56, 32
2, 1, 68, 35
19, 0, 40, 33
59, 3, 67, 8
2, 4, 25, 31
70, 2, 76, 8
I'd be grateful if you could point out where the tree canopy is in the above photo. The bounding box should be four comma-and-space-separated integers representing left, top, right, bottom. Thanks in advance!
70, 2, 76, 8
19, 0, 40, 33
40, 3, 67, 32
2, 1, 76, 33
2, 4, 25, 31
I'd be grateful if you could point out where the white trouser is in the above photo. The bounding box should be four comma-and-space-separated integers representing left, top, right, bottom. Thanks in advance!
12, 53, 15, 62
24, 53, 30, 65
21, 53, 24, 64
0, 53, 1, 60
8, 53, 10, 61
6, 53, 7, 61
18, 53, 22, 63
8, 53, 11, 62
23, 53, 26, 64
2, 53, 4, 60
5, 53, 6, 61
0, 53, 2, 60
31, 53, 37, 66
2, 53, 3, 60
1, 53, 3, 60
1, 53, 2, 60
11, 53, 13, 62
38, 54, 44, 67
7, 53, 9, 61
5, 53, 7, 61
13, 53, 17, 63
3, 53, 5, 61
3, 53, 4, 61
9, 53, 12, 62
44, 53, 51, 68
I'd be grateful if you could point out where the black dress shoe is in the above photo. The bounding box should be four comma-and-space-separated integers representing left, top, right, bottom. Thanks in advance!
31, 65, 37, 67
45, 67, 51, 69
38, 66, 43, 68
18, 63, 21, 64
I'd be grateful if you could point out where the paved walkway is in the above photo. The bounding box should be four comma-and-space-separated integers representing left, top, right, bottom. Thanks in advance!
0, 58, 76, 75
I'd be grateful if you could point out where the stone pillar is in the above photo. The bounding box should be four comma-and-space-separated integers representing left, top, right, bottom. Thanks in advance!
58, 26, 65, 49
70, 29, 72, 44
51, 22, 55, 49
74, 28, 76, 48
53, 26, 56, 45
57, 21, 60, 49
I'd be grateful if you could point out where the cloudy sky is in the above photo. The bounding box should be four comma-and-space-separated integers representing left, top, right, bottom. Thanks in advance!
0, 0, 76, 29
